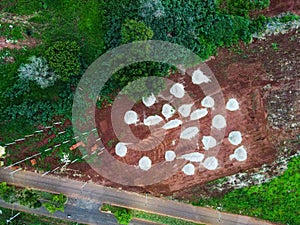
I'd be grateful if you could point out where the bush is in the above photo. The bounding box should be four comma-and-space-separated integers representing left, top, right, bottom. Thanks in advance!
43, 193, 67, 213
121, 76, 166, 102
218, 0, 270, 17
121, 19, 154, 44
18, 56, 58, 89
17, 189, 42, 209
45, 41, 81, 81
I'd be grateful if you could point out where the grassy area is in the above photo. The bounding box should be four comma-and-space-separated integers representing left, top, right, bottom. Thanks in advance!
101, 203, 204, 225
193, 156, 300, 225
0, 206, 83, 225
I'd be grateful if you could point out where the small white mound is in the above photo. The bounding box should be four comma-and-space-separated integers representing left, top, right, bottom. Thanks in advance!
139, 156, 152, 171
124, 110, 138, 125
142, 93, 156, 107
0, 146, 6, 157
192, 69, 211, 84
203, 157, 218, 170
230, 146, 247, 161
115, 143, 127, 157
182, 163, 195, 175
165, 150, 176, 161
162, 119, 182, 129
180, 127, 199, 140
201, 96, 215, 108
180, 152, 204, 162
144, 115, 163, 126
202, 136, 217, 150
212, 115, 227, 130
170, 83, 185, 98
226, 98, 240, 111
162, 104, 175, 120
190, 108, 208, 120
178, 104, 193, 117
228, 131, 242, 146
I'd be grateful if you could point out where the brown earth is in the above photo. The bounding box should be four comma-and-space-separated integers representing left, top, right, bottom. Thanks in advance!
3, 2, 299, 197
256, 0, 300, 16
60, 30, 299, 196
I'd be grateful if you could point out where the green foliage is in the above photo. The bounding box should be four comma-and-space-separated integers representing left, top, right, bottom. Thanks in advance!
193, 157, 300, 225
43, 193, 67, 213
45, 41, 81, 81
17, 189, 42, 208
0, 0, 43, 15
121, 19, 154, 44
102, 204, 132, 225
218, 0, 270, 17
121, 76, 166, 102
0, 182, 17, 203
0, 23, 24, 41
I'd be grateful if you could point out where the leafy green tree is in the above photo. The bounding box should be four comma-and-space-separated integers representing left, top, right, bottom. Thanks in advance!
43, 193, 67, 213
45, 41, 81, 81
121, 19, 154, 44
17, 189, 42, 208
113, 208, 133, 225
0, 182, 17, 203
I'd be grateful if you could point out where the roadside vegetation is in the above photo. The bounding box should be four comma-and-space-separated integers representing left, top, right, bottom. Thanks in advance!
0, 1, 299, 225
101, 203, 203, 225
0, 182, 68, 214
193, 156, 300, 225
0, 206, 83, 225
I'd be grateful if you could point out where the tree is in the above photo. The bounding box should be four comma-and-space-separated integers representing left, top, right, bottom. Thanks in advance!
17, 189, 42, 208
45, 41, 81, 81
0, 182, 17, 203
121, 19, 154, 44
43, 193, 67, 213
113, 207, 133, 225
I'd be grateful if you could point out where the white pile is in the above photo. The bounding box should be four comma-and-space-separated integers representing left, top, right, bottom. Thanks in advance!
178, 104, 193, 117
124, 110, 138, 125
142, 93, 156, 107
212, 115, 227, 130
170, 83, 185, 98
180, 127, 199, 140
230, 146, 247, 161
203, 157, 218, 170
228, 131, 242, 145
190, 108, 208, 120
182, 163, 195, 175
115, 143, 127, 157
180, 152, 204, 162
144, 115, 163, 126
162, 104, 175, 120
165, 150, 176, 161
162, 119, 182, 129
192, 69, 211, 84
202, 136, 217, 150
201, 96, 215, 108
226, 98, 239, 111
139, 156, 152, 171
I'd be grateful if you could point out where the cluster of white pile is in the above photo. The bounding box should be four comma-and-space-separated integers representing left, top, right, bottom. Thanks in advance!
116, 69, 247, 174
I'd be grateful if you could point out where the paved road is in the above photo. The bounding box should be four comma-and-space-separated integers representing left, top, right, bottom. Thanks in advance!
0, 198, 155, 225
0, 168, 275, 225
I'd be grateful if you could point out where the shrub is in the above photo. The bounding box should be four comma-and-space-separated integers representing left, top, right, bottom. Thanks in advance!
121, 19, 154, 44
217, 0, 270, 17
43, 193, 67, 213
45, 41, 81, 81
18, 56, 58, 89
17, 189, 42, 209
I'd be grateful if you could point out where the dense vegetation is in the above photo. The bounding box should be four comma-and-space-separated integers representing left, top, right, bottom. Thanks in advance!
0, 182, 67, 214
0, 206, 83, 225
193, 156, 300, 225
1, 1, 299, 224
101, 203, 203, 225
